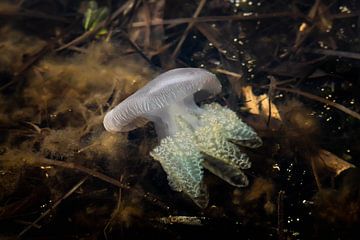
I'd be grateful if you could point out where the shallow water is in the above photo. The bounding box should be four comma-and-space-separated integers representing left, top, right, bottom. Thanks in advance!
0, 0, 359, 239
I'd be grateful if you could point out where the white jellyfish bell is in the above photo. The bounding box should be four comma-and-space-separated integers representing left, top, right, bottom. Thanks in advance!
103, 68, 262, 208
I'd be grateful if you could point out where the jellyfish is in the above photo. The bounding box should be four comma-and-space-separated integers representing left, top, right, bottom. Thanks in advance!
103, 68, 262, 208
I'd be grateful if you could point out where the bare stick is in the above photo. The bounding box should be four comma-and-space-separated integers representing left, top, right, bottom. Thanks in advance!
311, 158, 322, 190
18, 176, 89, 238
132, 12, 299, 27
30, 157, 173, 212
32, 158, 130, 190
215, 68, 242, 78
303, 48, 360, 60
171, 0, 206, 59
131, 11, 360, 28
267, 86, 360, 120
266, 76, 278, 127
104, 175, 124, 240
277, 190, 285, 240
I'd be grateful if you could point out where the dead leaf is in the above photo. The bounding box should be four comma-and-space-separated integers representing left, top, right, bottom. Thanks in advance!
313, 149, 355, 176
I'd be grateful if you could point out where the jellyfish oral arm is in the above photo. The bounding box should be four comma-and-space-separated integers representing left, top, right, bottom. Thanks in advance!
150, 103, 262, 208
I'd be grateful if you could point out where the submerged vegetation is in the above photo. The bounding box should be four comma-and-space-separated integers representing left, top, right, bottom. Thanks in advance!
0, 0, 359, 239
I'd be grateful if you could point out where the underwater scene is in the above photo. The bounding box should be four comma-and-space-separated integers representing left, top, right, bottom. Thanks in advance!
0, 0, 359, 239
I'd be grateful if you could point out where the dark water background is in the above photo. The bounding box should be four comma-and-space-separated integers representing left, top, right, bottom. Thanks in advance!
0, 0, 359, 239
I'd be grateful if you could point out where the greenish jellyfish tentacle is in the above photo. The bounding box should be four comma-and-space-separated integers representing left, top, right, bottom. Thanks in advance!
194, 103, 258, 187
196, 121, 251, 170
202, 153, 249, 187
150, 116, 209, 208
150, 102, 262, 208
200, 103, 263, 148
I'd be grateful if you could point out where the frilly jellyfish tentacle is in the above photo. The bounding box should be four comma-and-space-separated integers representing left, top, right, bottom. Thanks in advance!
193, 103, 258, 187
201, 103, 263, 148
202, 154, 249, 187
195, 122, 251, 170
150, 117, 209, 208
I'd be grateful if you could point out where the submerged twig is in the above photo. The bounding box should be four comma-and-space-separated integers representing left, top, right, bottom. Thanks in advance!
132, 11, 300, 27
132, 10, 360, 28
18, 176, 89, 238
264, 86, 360, 120
14, 220, 41, 229
311, 156, 322, 190
215, 68, 242, 78
171, 0, 206, 59
121, 30, 156, 67
266, 76, 277, 127
104, 175, 124, 240
32, 158, 130, 190
30, 157, 173, 212
277, 190, 285, 240
195, 22, 238, 59
303, 48, 360, 60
